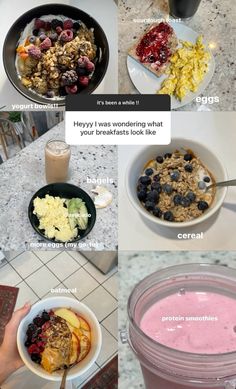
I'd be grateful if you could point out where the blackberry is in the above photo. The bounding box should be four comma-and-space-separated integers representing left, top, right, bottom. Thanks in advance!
61, 70, 78, 86
51, 19, 63, 30
32, 29, 39, 36
31, 353, 42, 364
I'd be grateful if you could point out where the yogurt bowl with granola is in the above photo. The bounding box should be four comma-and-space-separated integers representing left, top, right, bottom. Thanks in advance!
3, 4, 109, 105
126, 139, 228, 228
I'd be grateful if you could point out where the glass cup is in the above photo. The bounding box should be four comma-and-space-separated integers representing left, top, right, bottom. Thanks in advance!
169, 0, 202, 20
45, 139, 71, 184
124, 264, 236, 389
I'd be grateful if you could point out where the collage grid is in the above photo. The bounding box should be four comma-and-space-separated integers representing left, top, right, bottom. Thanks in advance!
0, 251, 118, 388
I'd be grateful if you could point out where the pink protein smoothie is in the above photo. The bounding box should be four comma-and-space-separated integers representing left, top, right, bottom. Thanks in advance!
140, 290, 236, 354
128, 265, 236, 389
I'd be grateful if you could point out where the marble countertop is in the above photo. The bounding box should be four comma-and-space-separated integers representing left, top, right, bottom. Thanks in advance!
0, 121, 118, 250
118, 251, 236, 388
118, 0, 234, 111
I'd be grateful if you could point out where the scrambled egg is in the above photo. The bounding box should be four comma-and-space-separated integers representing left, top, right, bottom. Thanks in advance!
33, 195, 78, 242
157, 36, 210, 101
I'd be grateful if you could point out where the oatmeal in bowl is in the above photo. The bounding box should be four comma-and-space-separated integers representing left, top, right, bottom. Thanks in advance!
17, 297, 102, 380
126, 139, 227, 228
3, 4, 109, 105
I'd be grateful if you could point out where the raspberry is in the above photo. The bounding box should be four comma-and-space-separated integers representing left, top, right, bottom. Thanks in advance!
78, 56, 89, 68
59, 29, 73, 43
28, 344, 40, 354
86, 61, 95, 73
44, 21, 51, 31
65, 85, 78, 94
39, 37, 52, 50
28, 45, 42, 60
61, 70, 78, 86
51, 19, 63, 30
56, 26, 63, 34
63, 19, 73, 30
79, 76, 89, 87
34, 18, 45, 29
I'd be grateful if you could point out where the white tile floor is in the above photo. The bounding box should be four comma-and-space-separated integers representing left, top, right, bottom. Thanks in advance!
0, 250, 118, 388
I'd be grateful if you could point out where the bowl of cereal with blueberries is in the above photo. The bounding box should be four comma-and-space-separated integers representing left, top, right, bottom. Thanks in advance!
126, 139, 228, 228
3, 4, 109, 105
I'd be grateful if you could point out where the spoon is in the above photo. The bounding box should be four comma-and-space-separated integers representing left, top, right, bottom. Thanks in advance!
60, 363, 77, 389
206, 179, 236, 191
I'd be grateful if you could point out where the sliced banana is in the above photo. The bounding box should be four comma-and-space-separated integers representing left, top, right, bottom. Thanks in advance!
91, 186, 113, 208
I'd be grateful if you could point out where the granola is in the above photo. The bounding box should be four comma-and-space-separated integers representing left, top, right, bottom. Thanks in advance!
137, 149, 216, 222
16, 15, 97, 98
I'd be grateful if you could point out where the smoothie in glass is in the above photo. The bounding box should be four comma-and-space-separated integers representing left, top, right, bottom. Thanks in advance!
45, 139, 71, 184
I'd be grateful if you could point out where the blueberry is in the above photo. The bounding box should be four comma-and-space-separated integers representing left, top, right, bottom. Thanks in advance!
186, 191, 196, 202
170, 170, 180, 181
153, 174, 161, 182
163, 184, 173, 194
184, 164, 193, 173
137, 183, 147, 192
145, 168, 153, 176
146, 190, 159, 203
48, 32, 58, 42
42, 311, 50, 322
137, 190, 147, 201
151, 182, 162, 193
198, 181, 206, 190
24, 340, 31, 347
29, 36, 36, 43
197, 201, 209, 211
51, 19, 63, 30
156, 156, 164, 164
46, 91, 55, 98
173, 194, 183, 205
184, 153, 193, 162
145, 201, 155, 211
33, 316, 43, 327
33, 29, 39, 36
180, 197, 191, 208
203, 176, 211, 183
164, 153, 172, 159
139, 176, 151, 186
153, 207, 162, 218
164, 211, 174, 221
76, 67, 88, 76
39, 33, 47, 41
73, 21, 82, 30
31, 353, 41, 364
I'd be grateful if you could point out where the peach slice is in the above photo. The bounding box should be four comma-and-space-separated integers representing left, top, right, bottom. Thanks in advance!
77, 316, 90, 331
77, 334, 91, 362
69, 333, 79, 365
54, 308, 81, 329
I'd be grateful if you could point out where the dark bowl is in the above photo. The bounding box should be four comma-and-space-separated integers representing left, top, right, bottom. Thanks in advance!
28, 183, 96, 243
3, 3, 109, 106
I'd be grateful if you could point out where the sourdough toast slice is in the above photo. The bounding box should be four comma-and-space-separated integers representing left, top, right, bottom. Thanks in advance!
129, 22, 178, 77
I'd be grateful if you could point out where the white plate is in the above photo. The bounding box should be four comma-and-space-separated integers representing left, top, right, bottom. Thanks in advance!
127, 22, 215, 109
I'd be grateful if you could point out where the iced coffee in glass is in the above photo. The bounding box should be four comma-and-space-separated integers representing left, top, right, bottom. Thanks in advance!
45, 139, 71, 183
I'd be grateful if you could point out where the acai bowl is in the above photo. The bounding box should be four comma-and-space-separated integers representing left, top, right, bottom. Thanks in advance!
17, 297, 102, 381
126, 139, 228, 228
3, 4, 109, 105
